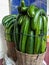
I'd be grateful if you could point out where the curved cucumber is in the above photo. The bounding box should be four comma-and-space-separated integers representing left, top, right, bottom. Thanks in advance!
2, 15, 11, 25
5, 19, 16, 28
33, 9, 46, 30
2, 15, 17, 26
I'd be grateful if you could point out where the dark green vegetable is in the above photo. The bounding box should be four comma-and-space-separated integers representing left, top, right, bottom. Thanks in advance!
26, 31, 34, 54
2, 15, 17, 26
19, 16, 30, 52
18, 0, 27, 14
5, 24, 14, 41
18, 15, 24, 25
27, 5, 38, 17
6, 19, 16, 28
32, 9, 46, 30
34, 16, 43, 54
21, 0, 25, 7
41, 16, 48, 53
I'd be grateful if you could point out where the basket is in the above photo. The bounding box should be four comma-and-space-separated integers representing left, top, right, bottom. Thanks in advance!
6, 41, 17, 62
16, 50, 45, 65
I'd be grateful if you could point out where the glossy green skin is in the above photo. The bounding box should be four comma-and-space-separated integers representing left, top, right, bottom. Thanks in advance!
14, 15, 20, 49
21, 0, 25, 7
34, 16, 43, 54
26, 31, 34, 54
18, 15, 24, 25
27, 5, 38, 17
5, 19, 16, 28
31, 9, 46, 30
19, 16, 30, 53
18, 0, 27, 14
2, 15, 17, 42
2, 15, 17, 26
41, 16, 48, 53
5, 24, 14, 41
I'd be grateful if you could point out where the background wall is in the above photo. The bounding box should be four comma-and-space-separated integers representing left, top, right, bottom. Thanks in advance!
0, 0, 9, 57
0, 0, 49, 57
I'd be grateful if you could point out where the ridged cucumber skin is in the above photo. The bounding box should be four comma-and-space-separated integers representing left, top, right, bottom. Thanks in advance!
2, 15, 17, 26
4, 17, 16, 26
5, 24, 14, 41
19, 16, 25, 51
2, 15, 11, 25
19, 16, 30, 53
26, 31, 34, 54
5, 19, 16, 28
32, 9, 46, 30
41, 16, 48, 53
34, 16, 43, 54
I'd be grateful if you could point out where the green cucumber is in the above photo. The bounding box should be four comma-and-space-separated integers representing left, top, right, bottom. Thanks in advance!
41, 16, 48, 53
19, 16, 30, 52
14, 16, 19, 49
32, 9, 46, 30
21, 0, 25, 7
5, 24, 14, 41
2, 15, 11, 25
5, 19, 16, 28
27, 5, 38, 17
18, 15, 24, 25
2, 15, 17, 26
34, 16, 43, 54
26, 31, 34, 54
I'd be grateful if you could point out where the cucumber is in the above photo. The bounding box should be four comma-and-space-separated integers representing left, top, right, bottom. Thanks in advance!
21, 0, 25, 7
14, 14, 21, 49
32, 9, 46, 30
34, 16, 43, 54
5, 24, 14, 41
26, 31, 34, 54
2, 15, 11, 25
5, 19, 16, 28
41, 16, 48, 53
14, 25, 19, 49
18, 15, 24, 25
2, 15, 17, 26
27, 5, 38, 17
19, 16, 30, 52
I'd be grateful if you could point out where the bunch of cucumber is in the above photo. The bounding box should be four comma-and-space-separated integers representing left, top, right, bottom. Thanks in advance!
2, 0, 48, 54
2, 15, 17, 42
14, 1, 48, 54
